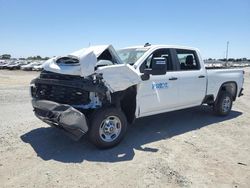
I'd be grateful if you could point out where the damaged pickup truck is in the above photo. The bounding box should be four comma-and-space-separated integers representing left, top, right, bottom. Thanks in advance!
30, 44, 244, 148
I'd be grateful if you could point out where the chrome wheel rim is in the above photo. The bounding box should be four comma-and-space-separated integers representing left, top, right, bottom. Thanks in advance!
222, 96, 231, 113
99, 116, 122, 142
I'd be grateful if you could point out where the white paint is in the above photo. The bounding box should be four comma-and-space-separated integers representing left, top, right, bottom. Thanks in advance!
96, 64, 141, 92
43, 45, 121, 77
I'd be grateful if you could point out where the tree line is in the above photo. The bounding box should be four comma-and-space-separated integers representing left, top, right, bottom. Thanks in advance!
0, 54, 50, 60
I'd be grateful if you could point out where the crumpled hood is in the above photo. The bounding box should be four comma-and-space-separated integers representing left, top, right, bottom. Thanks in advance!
43, 45, 141, 92
43, 45, 122, 77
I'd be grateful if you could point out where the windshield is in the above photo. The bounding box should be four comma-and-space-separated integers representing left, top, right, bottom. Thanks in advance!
117, 48, 149, 65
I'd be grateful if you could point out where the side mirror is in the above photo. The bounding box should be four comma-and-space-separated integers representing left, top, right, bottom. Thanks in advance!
141, 57, 167, 80
141, 73, 150, 81
150, 57, 167, 75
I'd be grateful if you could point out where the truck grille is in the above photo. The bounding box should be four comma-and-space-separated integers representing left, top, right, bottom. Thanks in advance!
31, 71, 90, 105
33, 84, 90, 105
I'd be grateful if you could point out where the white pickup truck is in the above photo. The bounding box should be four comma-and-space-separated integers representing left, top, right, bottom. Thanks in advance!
30, 44, 244, 148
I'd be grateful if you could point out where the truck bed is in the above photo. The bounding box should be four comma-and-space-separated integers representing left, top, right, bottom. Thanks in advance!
206, 68, 244, 99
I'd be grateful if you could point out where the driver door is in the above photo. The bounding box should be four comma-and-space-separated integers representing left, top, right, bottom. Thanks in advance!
137, 48, 181, 117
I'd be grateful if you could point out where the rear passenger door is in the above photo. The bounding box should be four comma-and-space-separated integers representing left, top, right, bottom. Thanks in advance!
172, 49, 206, 107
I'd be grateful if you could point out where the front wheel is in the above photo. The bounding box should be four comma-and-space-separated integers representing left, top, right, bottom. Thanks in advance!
88, 107, 127, 149
213, 91, 233, 116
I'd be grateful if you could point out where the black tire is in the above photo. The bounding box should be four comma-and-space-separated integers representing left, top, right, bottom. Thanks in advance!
213, 91, 233, 116
88, 107, 127, 149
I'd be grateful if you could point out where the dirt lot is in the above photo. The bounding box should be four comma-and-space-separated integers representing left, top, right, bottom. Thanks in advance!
0, 69, 250, 188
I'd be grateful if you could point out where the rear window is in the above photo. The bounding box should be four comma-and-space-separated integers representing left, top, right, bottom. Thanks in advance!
175, 49, 200, 70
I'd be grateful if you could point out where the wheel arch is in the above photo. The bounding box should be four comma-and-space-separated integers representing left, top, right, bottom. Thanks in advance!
110, 85, 137, 124
216, 81, 238, 102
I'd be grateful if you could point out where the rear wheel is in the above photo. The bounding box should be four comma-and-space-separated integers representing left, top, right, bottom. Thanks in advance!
213, 91, 233, 116
88, 107, 127, 149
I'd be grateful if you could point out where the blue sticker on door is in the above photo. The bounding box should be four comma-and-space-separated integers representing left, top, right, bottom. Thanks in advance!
152, 82, 168, 89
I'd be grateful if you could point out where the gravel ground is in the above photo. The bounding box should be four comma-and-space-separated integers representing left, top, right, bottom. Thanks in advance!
0, 69, 250, 188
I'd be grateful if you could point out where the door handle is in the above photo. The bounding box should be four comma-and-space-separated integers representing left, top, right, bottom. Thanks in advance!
198, 75, 205, 78
169, 77, 178, 80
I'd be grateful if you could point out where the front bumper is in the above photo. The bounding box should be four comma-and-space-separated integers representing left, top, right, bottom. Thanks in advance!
32, 99, 88, 140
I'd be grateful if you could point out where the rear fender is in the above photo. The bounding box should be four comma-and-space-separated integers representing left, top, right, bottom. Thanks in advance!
216, 81, 238, 101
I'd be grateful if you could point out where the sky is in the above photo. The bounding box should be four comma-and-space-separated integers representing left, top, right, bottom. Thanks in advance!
0, 0, 249, 59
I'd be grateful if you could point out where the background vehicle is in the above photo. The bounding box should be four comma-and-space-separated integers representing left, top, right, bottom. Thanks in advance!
0, 61, 15, 69
30, 44, 244, 148
6, 61, 29, 70
0, 60, 6, 65
21, 62, 41, 71
0, 62, 8, 69
32, 61, 45, 71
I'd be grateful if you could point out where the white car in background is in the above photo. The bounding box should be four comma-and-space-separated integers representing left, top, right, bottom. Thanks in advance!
6, 61, 28, 70
32, 61, 45, 71
21, 62, 41, 71
0, 60, 6, 64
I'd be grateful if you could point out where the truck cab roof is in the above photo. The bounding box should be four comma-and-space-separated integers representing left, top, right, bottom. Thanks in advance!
122, 44, 199, 51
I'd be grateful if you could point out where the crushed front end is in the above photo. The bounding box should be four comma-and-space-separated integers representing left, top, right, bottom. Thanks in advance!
30, 70, 108, 140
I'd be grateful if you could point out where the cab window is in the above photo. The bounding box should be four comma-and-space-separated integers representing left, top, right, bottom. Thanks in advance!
175, 49, 200, 70
140, 49, 173, 73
